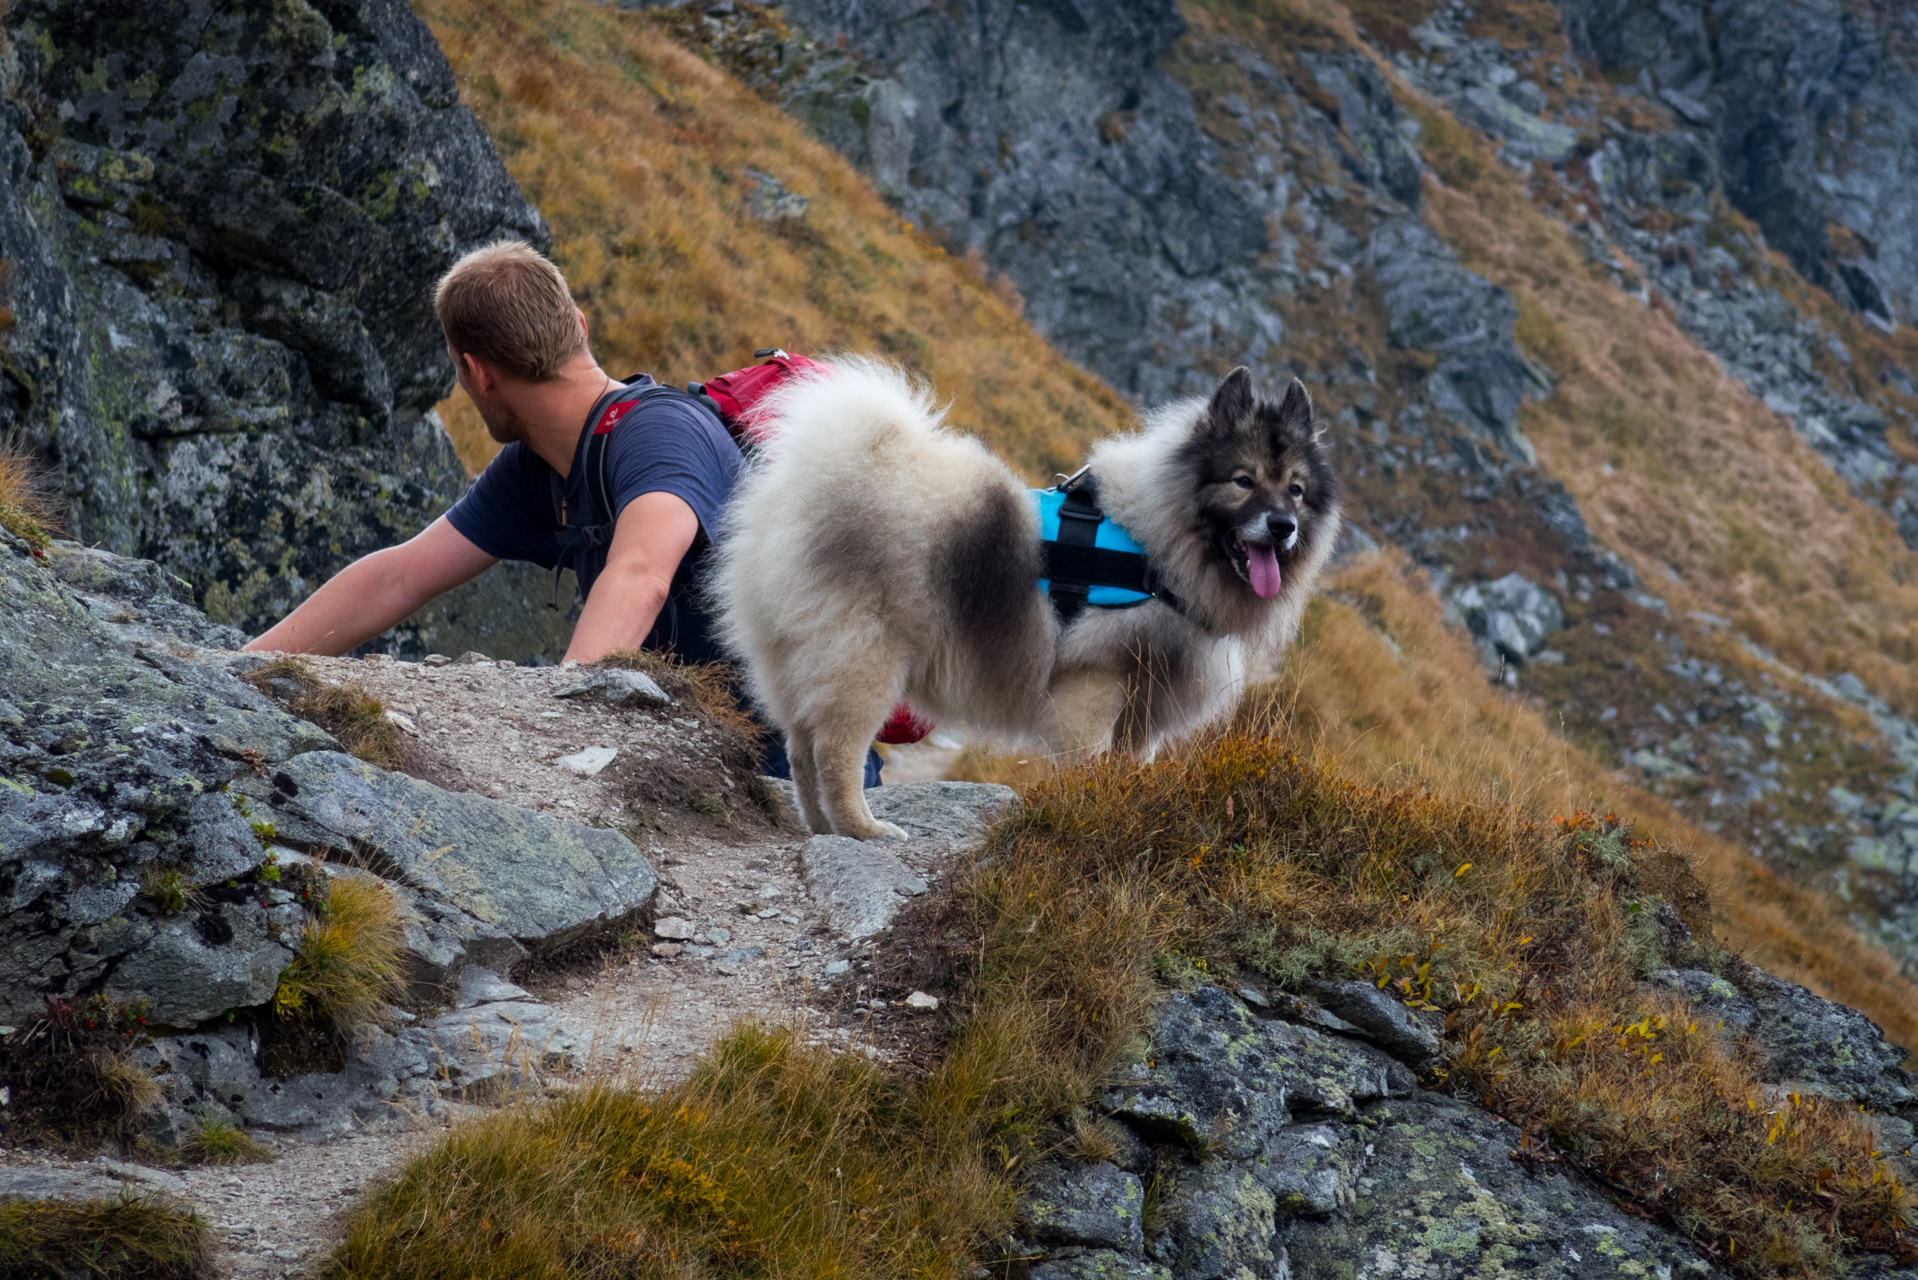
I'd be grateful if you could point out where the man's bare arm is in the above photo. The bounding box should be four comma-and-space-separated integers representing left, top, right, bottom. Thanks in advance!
245, 517, 498, 655
564, 491, 700, 664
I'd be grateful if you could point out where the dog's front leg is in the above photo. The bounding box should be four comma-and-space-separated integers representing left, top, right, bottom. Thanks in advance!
1043, 666, 1128, 761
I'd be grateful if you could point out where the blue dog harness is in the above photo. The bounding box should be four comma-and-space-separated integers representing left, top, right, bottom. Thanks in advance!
1032, 469, 1187, 623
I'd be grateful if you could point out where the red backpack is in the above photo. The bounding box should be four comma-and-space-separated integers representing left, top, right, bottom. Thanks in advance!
568, 350, 936, 747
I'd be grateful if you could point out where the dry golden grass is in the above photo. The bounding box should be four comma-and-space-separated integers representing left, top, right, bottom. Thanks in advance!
0, 1196, 210, 1280
332, 1025, 1013, 1279
243, 657, 411, 770
274, 874, 406, 1033
984, 739, 1912, 1273
0, 446, 58, 551
1275, 549, 1918, 1058
336, 733, 1916, 1278
416, 0, 1133, 479
1397, 98, 1918, 718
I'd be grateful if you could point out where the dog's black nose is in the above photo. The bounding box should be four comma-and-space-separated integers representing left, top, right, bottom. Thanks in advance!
1267, 514, 1297, 541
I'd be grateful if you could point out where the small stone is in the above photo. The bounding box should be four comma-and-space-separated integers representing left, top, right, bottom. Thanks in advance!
423, 654, 452, 666
383, 710, 420, 736
654, 916, 697, 940
905, 991, 940, 1011
1238, 986, 1270, 1008
552, 668, 670, 708
822, 960, 851, 977
456, 651, 491, 665
651, 942, 683, 959
555, 746, 618, 777
705, 926, 732, 946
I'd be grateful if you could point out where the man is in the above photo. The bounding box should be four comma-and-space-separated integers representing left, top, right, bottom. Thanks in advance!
247, 240, 736, 667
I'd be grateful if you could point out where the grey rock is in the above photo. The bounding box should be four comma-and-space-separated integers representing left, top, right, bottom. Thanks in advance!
1303, 978, 1442, 1065
1103, 985, 1413, 1160
89, 1157, 188, 1198
1646, 967, 1756, 1034
863, 780, 1020, 852
1150, 1162, 1277, 1280
454, 966, 535, 1010
1369, 218, 1549, 463
0, 0, 561, 658
236, 751, 656, 952
1284, 1094, 1725, 1277
0, 1165, 146, 1204
1022, 1162, 1146, 1252
799, 836, 926, 938
1254, 1122, 1346, 1217
1030, 1252, 1170, 1280
1450, 571, 1565, 665
105, 907, 298, 1027
553, 667, 671, 708
1740, 968, 1916, 1108
1452, 84, 1581, 161
386, 876, 529, 996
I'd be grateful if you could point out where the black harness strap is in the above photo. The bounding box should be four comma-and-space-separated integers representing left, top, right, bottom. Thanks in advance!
1046, 478, 1104, 623
1044, 470, 1194, 626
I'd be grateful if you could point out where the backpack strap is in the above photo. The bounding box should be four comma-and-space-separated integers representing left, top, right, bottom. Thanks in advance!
548, 378, 725, 605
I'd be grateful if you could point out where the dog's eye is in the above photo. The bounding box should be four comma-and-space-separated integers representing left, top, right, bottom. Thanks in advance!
1232, 475, 1255, 490
1288, 482, 1305, 498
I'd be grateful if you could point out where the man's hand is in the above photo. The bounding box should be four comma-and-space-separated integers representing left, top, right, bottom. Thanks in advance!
245, 517, 498, 655
564, 491, 700, 664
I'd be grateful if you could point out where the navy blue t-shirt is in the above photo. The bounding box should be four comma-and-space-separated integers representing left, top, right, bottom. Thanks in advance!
446, 376, 742, 664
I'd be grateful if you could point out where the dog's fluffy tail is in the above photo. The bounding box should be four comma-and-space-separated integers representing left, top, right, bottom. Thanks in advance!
713, 356, 1051, 740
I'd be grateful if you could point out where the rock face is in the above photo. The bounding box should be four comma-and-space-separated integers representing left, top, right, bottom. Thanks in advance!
1010, 965, 1918, 1276
0, 0, 567, 658
1562, 0, 1918, 330
0, 530, 654, 1036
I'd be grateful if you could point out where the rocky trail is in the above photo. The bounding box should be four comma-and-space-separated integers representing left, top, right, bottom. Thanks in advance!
0, 537, 1015, 1277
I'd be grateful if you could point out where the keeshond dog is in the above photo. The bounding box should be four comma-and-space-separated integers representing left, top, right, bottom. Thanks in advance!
714, 358, 1341, 840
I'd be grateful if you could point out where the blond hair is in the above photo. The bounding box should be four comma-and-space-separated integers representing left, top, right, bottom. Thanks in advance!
434, 241, 585, 382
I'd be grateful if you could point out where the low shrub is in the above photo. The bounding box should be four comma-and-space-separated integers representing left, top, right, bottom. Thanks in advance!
0, 996, 158, 1144
0, 1197, 209, 1280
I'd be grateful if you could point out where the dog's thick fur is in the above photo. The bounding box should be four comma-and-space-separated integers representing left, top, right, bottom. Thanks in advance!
715, 358, 1341, 839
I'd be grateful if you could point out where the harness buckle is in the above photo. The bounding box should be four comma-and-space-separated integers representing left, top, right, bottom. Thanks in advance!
1053, 464, 1092, 493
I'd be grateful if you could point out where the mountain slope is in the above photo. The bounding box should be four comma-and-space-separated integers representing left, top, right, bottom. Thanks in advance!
413, 0, 1918, 1051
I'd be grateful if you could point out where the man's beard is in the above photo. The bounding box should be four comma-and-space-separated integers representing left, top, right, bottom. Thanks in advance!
477, 398, 531, 446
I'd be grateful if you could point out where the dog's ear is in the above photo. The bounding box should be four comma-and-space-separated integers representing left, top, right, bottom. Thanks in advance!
1204, 367, 1254, 438
1274, 377, 1320, 442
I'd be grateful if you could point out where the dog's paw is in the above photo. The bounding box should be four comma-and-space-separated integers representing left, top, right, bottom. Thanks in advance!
860, 820, 910, 842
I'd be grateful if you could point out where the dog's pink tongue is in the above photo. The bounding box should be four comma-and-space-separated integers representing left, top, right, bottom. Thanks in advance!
1247, 543, 1283, 598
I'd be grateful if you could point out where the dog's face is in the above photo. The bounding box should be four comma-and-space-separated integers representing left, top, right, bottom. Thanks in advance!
1178, 368, 1338, 600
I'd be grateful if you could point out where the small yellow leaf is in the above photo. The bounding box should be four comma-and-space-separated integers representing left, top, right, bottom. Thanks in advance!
1454, 863, 1473, 878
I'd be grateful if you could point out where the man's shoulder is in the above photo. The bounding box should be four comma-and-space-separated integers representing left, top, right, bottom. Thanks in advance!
615, 390, 741, 469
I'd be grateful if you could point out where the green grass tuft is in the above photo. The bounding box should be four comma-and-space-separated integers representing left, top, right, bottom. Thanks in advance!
178, 1113, 273, 1167
0, 1197, 209, 1280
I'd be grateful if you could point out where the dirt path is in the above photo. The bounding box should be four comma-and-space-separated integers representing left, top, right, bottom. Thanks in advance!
3, 652, 1006, 1277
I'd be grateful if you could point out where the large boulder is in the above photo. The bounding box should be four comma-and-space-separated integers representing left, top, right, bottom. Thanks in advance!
235, 751, 657, 953
0, 537, 333, 1026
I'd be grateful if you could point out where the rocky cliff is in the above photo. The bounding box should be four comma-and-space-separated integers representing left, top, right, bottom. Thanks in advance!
0, 0, 571, 658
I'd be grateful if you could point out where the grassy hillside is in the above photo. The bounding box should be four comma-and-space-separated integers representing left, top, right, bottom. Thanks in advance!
418, 0, 1130, 480
411, 0, 1918, 1047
